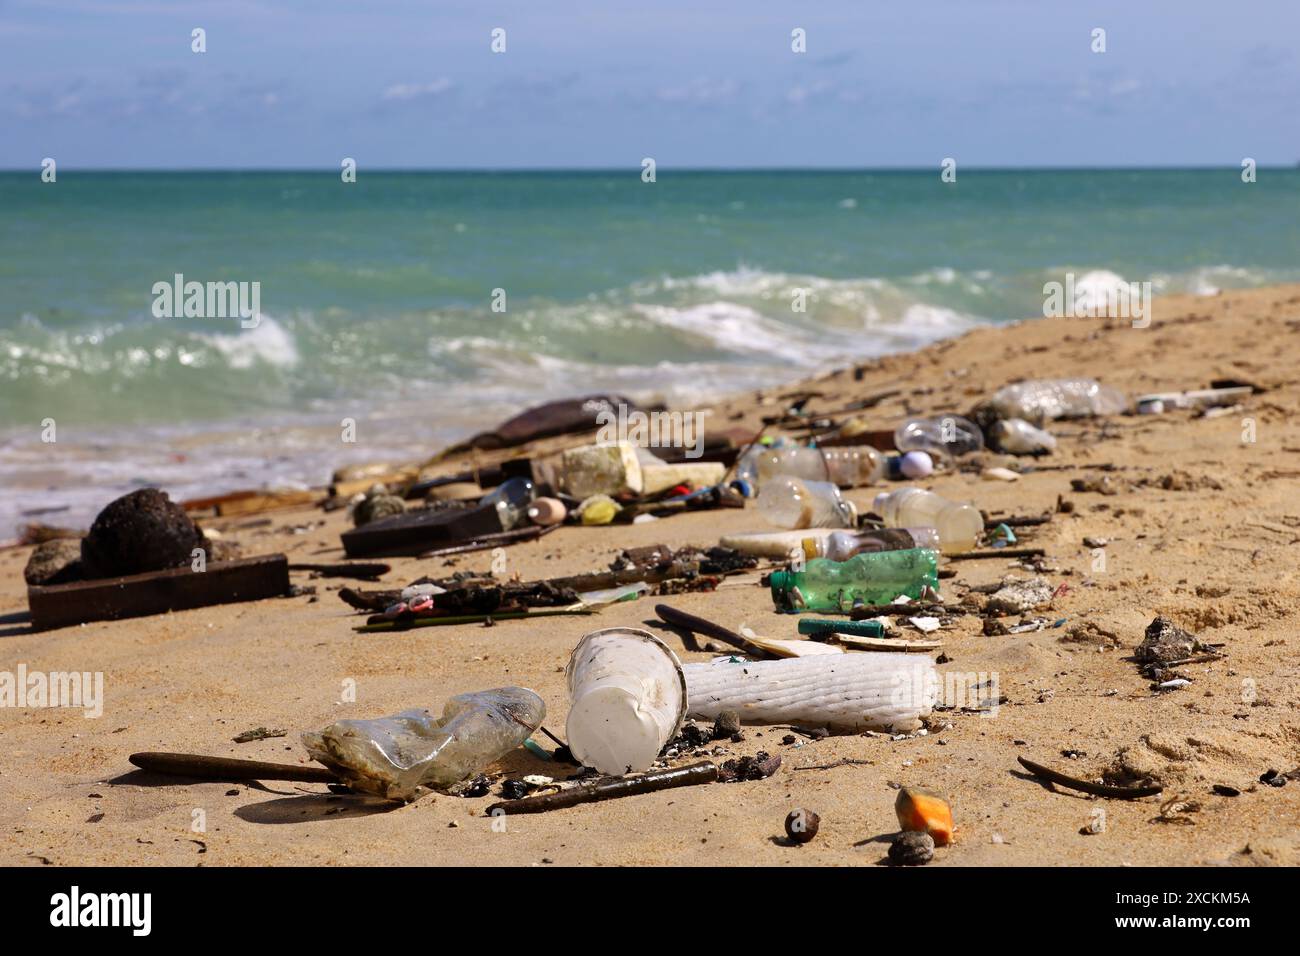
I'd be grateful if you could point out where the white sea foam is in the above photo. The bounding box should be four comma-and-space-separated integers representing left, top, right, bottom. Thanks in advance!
631, 300, 837, 362
196, 314, 300, 369
1069, 270, 1132, 314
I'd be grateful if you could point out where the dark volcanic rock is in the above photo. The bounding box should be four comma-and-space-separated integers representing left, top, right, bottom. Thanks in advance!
24, 538, 84, 585
889, 831, 934, 866
1135, 617, 1198, 665
81, 489, 205, 578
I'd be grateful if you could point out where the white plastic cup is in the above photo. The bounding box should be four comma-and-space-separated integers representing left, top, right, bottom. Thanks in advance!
565, 627, 688, 775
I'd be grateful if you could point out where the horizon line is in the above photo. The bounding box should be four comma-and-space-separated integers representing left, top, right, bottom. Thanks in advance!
1, 163, 1294, 175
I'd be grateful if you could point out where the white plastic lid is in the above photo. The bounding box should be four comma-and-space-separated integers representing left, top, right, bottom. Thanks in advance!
900, 451, 933, 478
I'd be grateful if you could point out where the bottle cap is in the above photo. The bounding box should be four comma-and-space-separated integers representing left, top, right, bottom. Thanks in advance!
730, 478, 755, 498
800, 538, 820, 561
768, 569, 792, 594
899, 451, 933, 478
527, 497, 567, 526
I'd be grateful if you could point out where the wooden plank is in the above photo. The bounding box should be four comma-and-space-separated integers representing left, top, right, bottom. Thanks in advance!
181, 489, 321, 517
27, 554, 291, 631
341, 505, 504, 558
215, 490, 320, 516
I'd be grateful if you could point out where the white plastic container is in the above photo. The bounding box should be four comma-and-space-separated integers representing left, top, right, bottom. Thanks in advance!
565, 627, 688, 775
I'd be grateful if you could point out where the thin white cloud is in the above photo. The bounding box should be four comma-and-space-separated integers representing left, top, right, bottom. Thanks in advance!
381, 79, 453, 102
656, 76, 739, 105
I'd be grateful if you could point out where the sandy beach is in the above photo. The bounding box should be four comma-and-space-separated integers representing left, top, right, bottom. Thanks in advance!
3, 284, 1300, 868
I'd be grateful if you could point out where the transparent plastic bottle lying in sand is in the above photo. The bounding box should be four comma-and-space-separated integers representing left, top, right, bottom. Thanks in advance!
737, 444, 877, 487
480, 477, 536, 531
737, 443, 935, 490
801, 526, 942, 561
301, 687, 545, 801
872, 487, 984, 555
894, 415, 985, 458
987, 378, 1127, 425
756, 476, 858, 529
990, 418, 1057, 455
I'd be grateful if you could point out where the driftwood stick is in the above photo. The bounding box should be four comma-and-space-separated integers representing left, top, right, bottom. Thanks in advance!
1017, 756, 1162, 800
655, 603, 767, 656
416, 523, 555, 559
358, 607, 595, 632
129, 752, 337, 784
486, 762, 719, 815
949, 547, 1046, 561
289, 562, 391, 580
983, 514, 1051, 529
793, 758, 875, 772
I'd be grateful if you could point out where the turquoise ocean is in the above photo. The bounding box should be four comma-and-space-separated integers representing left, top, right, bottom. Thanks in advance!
1, 169, 1298, 530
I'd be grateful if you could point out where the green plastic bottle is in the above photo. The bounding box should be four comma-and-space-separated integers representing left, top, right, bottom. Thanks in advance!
768, 548, 939, 612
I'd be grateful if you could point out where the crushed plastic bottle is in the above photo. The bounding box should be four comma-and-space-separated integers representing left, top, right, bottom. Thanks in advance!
481, 477, 535, 531
302, 687, 545, 801
768, 548, 939, 612
987, 378, 1127, 425
873, 488, 983, 555
757, 476, 857, 529
802, 526, 942, 561
894, 415, 984, 458
990, 418, 1057, 455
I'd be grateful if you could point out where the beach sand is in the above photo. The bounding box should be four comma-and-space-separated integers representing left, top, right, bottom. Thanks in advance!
3, 284, 1300, 867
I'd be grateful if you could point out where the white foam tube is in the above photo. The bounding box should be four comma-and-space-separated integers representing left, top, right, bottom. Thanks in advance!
683, 653, 937, 733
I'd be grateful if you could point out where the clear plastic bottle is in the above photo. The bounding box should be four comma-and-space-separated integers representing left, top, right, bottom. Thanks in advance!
768, 548, 940, 612
737, 443, 930, 489
990, 418, 1057, 454
757, 476, 857, 529
872, 488, 983, 554
894, 415, 984, 458
736, 444, 879, 487
301, 687, 546, 801
988, 379, 1127, 425
803, 526, 942, 561
481, 477, 535, 531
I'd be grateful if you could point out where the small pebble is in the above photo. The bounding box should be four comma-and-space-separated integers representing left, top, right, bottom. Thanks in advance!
888, 831, 934, 866
784, 808, 820, 845
500, 779, 532, 800
713, 710, 742, 739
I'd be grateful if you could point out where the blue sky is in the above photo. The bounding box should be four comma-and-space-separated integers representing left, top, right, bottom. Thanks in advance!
2, 0, 1297, 169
